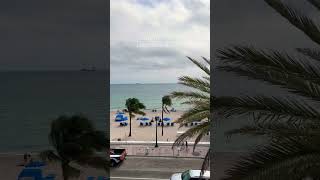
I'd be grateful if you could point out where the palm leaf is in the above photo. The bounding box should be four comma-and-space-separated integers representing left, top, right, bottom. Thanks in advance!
39, 150, 61, 163
264, 0, 320, 45
187, 56, 210, 75
214, 96, 320, 124
297, 48, 320, 62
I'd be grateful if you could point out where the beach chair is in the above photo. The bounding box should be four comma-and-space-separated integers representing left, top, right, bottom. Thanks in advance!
166, 123, 170, 126
149, 122, 152, 126
171, 123, 174, 126
158, 122, 160, 126
124, 122, 128, 126
140, 122, 143, 126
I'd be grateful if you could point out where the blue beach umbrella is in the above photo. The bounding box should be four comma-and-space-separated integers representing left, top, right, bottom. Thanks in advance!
163, 117, 171, 121
25, 161, 46, 168
115, 115, 128, 122
140, 117, 150, 121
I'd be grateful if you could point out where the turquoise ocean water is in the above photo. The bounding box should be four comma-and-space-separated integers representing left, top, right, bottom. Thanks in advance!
110, 83, 190, 111
0, 71, 268, 153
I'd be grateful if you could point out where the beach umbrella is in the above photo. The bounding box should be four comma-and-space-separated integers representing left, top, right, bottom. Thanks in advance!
115, 115, 128, 122
163, 117, 171, 121
140, 117, 150, 121
25, 161, 46, 168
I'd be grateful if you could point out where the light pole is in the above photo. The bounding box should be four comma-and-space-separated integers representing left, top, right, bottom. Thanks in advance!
155, 116, 159, 147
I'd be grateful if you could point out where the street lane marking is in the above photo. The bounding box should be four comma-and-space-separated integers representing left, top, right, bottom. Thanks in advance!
111, 177, 167, 180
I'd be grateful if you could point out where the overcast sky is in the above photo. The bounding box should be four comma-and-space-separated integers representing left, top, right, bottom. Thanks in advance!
0, 0, 106, 71
110, 0, 210, 84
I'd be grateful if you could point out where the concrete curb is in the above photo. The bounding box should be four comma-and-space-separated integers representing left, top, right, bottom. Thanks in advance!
126, 155, 205, 159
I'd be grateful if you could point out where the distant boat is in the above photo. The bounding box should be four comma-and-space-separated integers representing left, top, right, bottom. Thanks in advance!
80, 67, 96, 72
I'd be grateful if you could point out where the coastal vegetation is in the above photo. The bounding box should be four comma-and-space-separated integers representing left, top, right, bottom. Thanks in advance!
124, 98, 146, 137
214, 0, 320, 179
171, 57, 211, 171
39, 115, 109, 180
161, 95, 172, 136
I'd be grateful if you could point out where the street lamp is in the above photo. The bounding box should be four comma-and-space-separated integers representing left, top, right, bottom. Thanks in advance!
155, 116, 159, 147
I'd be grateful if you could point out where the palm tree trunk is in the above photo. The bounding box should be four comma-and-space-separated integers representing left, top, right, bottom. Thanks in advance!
129, 113, 132, 137
161, 104, 164, 136
62, 162, 69, 180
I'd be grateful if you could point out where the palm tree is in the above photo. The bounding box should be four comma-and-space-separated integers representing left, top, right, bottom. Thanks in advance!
125, 98, 146, 137
171, 56, 210, 171
39, 115, 109, 180
161, 95, 172, 136
214, 0, 320, 179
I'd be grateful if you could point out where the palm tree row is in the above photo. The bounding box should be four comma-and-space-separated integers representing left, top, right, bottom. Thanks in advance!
213, 0, 320, 179
124, 96, 174, 137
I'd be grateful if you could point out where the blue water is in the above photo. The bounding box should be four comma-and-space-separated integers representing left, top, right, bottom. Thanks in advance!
0, 71, 108, 153
110, 83, 190, 111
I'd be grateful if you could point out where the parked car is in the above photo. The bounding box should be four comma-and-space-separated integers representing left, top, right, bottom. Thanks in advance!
170, 170, 210, 180
110, 148, 127, 167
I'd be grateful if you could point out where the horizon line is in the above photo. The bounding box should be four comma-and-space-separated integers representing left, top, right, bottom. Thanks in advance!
110, 82, 179, 85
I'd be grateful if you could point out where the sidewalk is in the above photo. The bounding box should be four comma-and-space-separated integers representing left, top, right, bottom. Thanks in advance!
111, 142, 209, 158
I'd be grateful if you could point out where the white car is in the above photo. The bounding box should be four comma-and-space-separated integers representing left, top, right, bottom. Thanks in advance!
170, 170, 210, 180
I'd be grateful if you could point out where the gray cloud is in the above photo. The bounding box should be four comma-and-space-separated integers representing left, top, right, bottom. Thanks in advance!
110, 0, 210, 83
0, 0, 107, 71
111, 42, 189, 70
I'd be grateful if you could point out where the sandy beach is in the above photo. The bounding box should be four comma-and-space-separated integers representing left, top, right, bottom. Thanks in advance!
0, 153, 108, 180
110, 110, 210, 142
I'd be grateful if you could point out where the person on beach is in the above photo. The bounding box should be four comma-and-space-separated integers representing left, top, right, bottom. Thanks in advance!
23, 153, 28, 164
28, 154, 33, 163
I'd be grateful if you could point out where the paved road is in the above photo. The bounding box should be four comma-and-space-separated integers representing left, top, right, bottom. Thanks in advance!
110, 156, 204, 180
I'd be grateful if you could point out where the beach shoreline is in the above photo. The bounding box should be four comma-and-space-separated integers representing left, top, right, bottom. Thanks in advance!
110, 110, 210, 143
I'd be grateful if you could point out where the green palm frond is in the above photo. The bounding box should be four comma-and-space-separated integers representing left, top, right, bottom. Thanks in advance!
214, 96, 320, 124
171, 91, 209, 100
75, 155, 109, 171
39, 150, 61, 163
178, 76, 210, 93
217, 46, 320, 83
225, 122, 320, 140
218, 64, 320, 100
202, 57, 210, 65
297, 48, 320, 61
222, 137, 318, 180
62, 163, 81, 179
173, 121, 210, 148
264, 0, 320, 45
172, 56, 210, 172
175, 107, 210, 127
43, 115, 108, 180
187, 56, 210, 75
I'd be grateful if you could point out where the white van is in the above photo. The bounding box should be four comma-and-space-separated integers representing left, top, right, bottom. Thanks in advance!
170, 170, 210, 180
